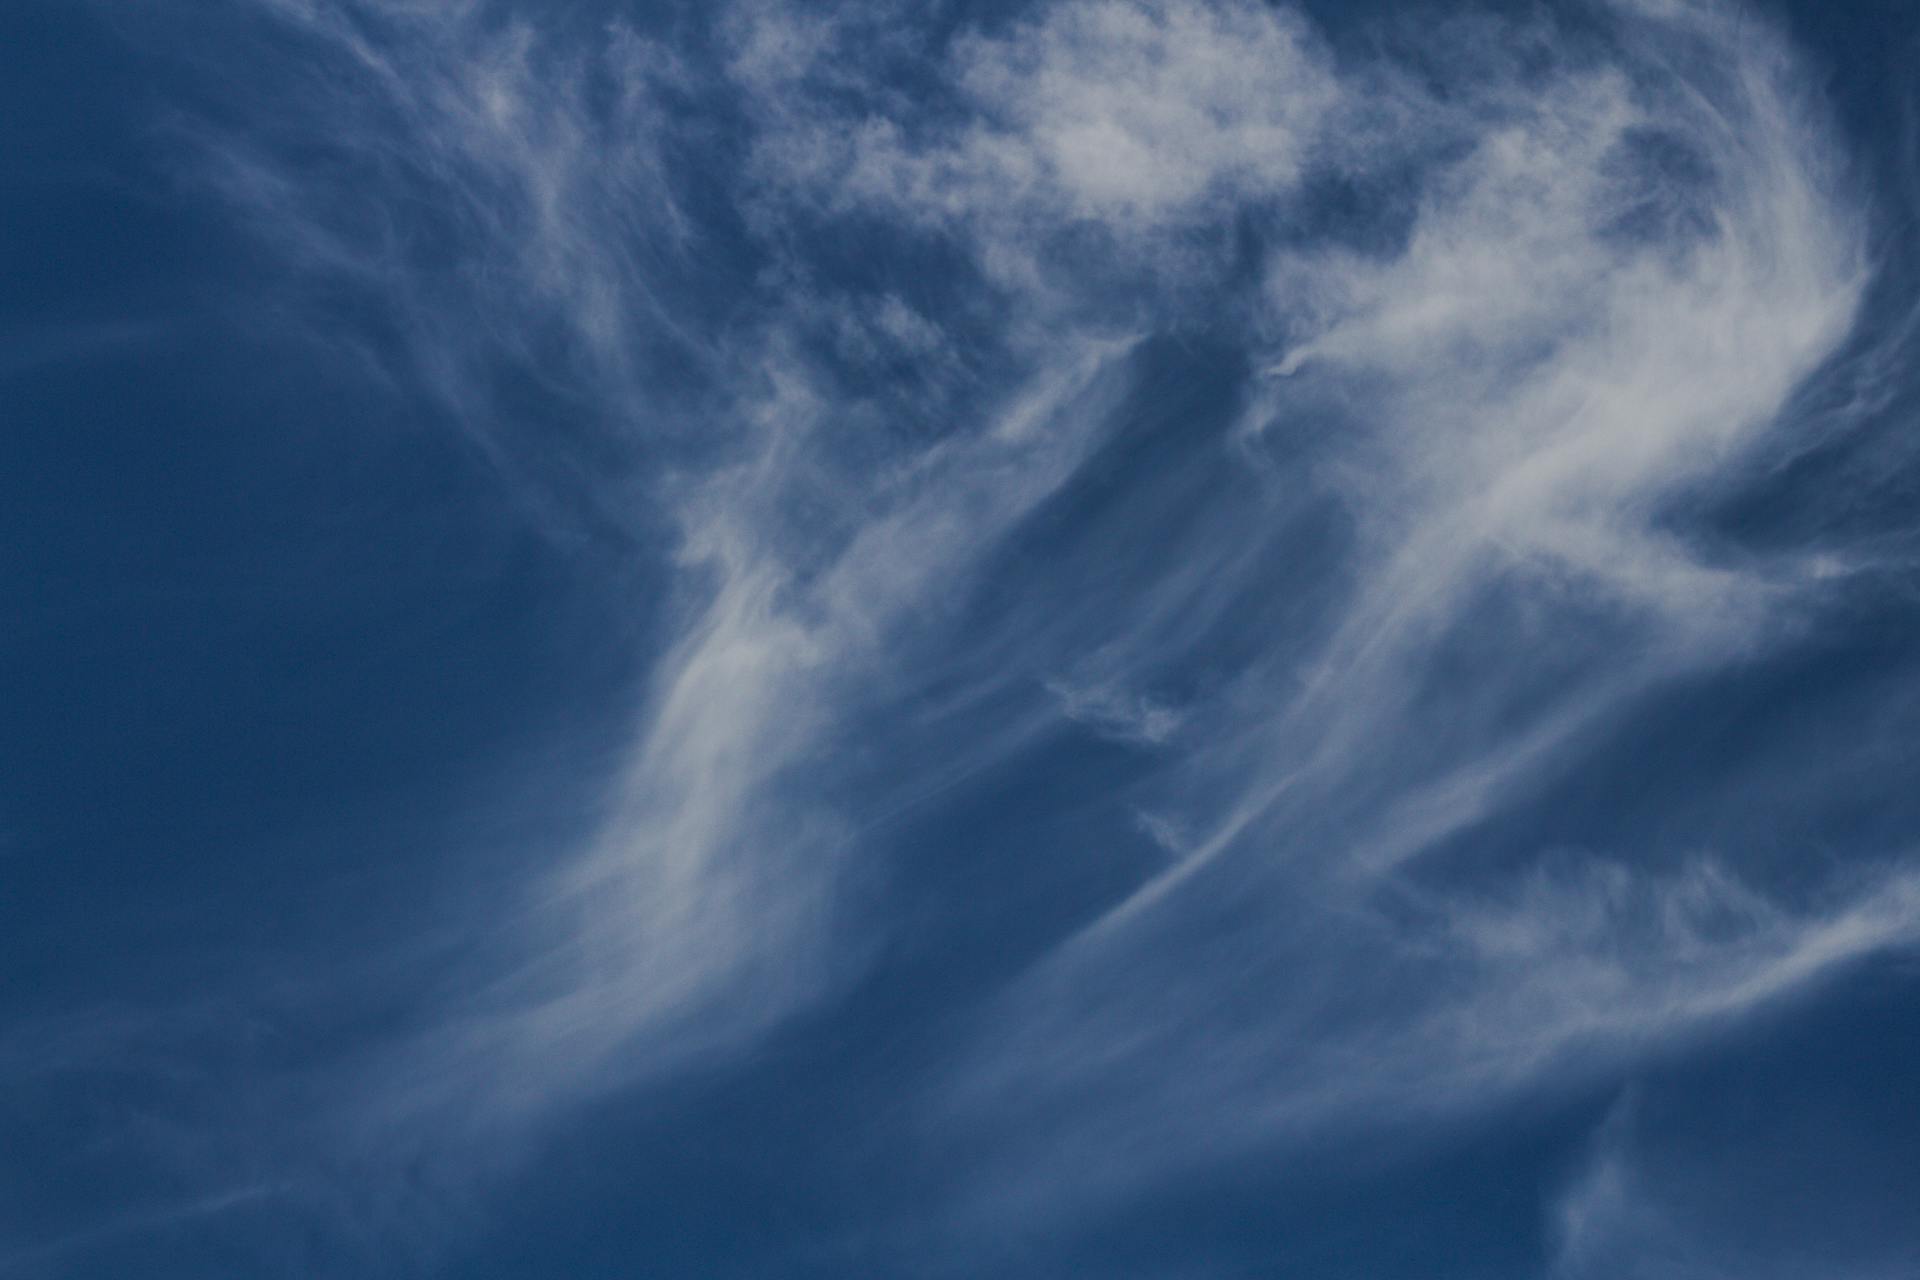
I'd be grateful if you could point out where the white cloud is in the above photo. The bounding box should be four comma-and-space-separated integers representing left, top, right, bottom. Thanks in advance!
1047, 677, 1186, 745
735, 0, 1348, 308
95, 0, 1920, 1261
948, 0, 1337, 223
878, 0, 1910, 1234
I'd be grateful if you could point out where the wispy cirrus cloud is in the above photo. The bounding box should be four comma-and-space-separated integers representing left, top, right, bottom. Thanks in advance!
28, 0, 1920, 1270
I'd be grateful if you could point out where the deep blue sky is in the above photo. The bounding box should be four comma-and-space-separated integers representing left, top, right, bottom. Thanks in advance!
5, 1, 1920, 1276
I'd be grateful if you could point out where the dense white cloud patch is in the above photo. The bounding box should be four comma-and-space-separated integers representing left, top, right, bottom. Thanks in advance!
734, 0, 1350, 304
945, 0, 1337, 222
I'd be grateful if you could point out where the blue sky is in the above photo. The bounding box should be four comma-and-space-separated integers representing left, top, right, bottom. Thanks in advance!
5, 0, 1920, 1275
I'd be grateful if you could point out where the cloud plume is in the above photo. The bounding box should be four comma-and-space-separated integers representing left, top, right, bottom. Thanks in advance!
22, 0, 1920, 1271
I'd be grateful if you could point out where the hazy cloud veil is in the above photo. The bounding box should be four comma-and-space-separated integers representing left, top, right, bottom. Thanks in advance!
9, 0, 1920, 1275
